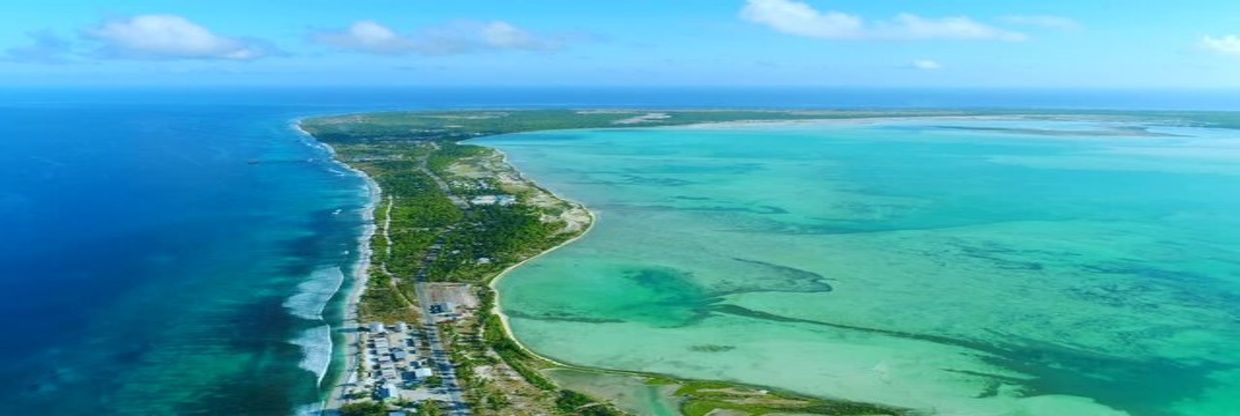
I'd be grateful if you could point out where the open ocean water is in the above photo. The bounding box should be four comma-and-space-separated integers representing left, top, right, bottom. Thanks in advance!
0, 87, 1237, 415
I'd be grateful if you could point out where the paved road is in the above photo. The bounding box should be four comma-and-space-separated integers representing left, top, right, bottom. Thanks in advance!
412, 149, 471, 415
413, 238, 471, 416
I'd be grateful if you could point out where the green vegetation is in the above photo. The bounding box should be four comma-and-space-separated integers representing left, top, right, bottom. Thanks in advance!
428, 204, 562, 282
672, 380, 906, 416
418, 400, 445, 416
339, 401, 388, 416
300, 109, 987, 144
427, 142, 490, 177
357, 265, 418, 323
556, 390, 626, 416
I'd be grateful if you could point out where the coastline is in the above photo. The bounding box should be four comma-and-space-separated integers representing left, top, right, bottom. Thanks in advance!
482, 146, 598, 369
294, 121, 595, 410
295, 113, 918, 416
465, 134, 910, 416
293, 120, 380, 412
475, 145, 895, 416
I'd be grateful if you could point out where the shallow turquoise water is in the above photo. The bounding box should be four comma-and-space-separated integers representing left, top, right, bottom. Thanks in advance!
479, 117, 1240, 415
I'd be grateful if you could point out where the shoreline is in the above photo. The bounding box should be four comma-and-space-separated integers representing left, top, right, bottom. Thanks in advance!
482, 146, 598, 369
467, 138, 911, 416
293, 120, 380, 412
297, 113, 916, 416
298, 115, 620, 410
295, 121, 596, 411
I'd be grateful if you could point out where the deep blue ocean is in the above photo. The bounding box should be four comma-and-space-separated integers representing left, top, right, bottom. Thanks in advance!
1, 87, 1237, 415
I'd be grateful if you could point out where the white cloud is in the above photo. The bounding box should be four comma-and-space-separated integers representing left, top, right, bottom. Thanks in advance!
1000, 15, 1082, 31
312, 21, 416, 54
312, 20, 566, 55
86, 14, 269, 60
3, 30, 74, 64
740, 0, 1025, 41
910, 59, 942, 70
739, 0, 863, 39
1200, 34, 1240, 56
481, 21, 556, 50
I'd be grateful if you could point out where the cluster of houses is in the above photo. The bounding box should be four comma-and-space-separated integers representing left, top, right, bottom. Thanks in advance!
468, 194, 516, 206
361, 321, 436, 401
449, 179, 493, 192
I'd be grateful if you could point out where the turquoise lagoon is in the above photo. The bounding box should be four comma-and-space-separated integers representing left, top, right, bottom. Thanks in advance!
477, 116, 1240, 416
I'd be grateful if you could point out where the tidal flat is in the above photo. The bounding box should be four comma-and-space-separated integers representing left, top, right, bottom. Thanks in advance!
477, 116, 1240, 416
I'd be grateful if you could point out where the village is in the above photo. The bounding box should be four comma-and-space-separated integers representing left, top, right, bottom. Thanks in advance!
333, 281, 479, 416
358, 320, 437, 404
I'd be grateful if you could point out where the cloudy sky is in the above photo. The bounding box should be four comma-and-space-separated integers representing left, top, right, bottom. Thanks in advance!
2, 0, 1239, 87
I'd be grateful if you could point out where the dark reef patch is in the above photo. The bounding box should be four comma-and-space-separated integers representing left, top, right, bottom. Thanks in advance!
710, 304, 1223, 416
722, 257, 835, 294
689, 344, 736, 353
505, 310, 627, 324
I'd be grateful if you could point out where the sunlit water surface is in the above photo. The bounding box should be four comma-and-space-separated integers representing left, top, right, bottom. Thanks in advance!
480, 117, 1240, 416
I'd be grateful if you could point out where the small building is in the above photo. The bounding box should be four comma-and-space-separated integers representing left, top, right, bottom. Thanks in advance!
414, 367, 434, 379
368, 322, 386, 333
430, 302, 454, 315
377, 383, 396, 399
470, 194, 516, 206
394, 321, 409, 332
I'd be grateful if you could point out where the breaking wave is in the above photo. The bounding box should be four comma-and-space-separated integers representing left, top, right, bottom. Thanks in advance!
283, 266, 345, 321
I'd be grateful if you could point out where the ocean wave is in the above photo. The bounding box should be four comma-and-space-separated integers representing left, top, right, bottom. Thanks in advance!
283, 267, 345, 321
290, 324, 333, 387
292, 402, 324, 416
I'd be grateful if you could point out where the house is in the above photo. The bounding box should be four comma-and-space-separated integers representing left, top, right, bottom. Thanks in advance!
376, 383, 396, 399
430, 302, 454, 314
394, 321, 409, 332
470, 195, 497, 205
414, 367, 434, 379
368, 322, 386, 333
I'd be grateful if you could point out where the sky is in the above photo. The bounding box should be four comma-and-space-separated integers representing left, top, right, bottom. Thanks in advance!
1, 0, 1239, 88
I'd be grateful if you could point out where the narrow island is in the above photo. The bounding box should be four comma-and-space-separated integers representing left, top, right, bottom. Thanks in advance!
299, 109, 994, 416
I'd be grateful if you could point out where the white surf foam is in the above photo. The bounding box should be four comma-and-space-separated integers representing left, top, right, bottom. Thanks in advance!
291, 324, 334, 387
283, 266, 345, 321
292, 402, 324, 416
